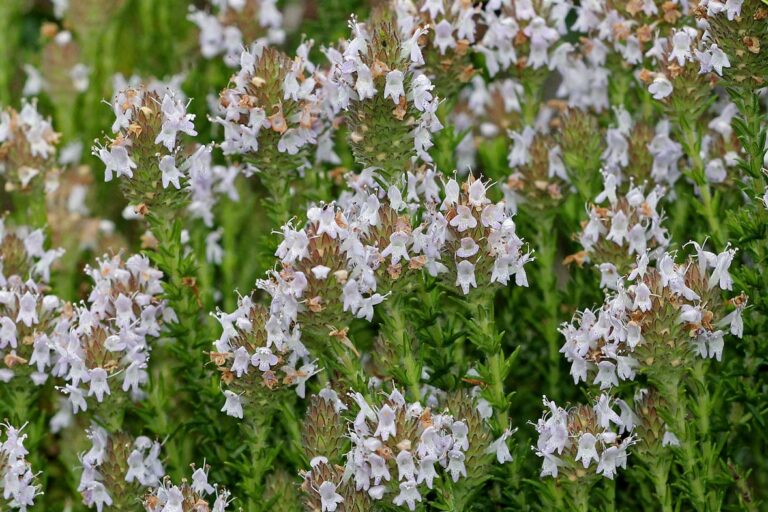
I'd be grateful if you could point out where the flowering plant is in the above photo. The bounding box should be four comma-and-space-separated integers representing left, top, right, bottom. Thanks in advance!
0, 0, 766, 510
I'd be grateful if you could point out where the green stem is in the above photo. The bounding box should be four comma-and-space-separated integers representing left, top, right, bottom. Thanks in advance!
464, 294, 512, 433
533, 214, 562, 399
656, 375, 707, 511
649, 456, 673, 512
380, 299, 422, 401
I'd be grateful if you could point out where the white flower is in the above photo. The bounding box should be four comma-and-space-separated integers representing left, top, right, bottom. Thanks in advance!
97, 144, 137, 181
251, 347, 278, 371
16, 292, 38, 327
594, 361, 618, 389
433, 20, 456, 54
87, 368, 110, 402
355, 64, 376, 100
575, 433, 599, 468
450, 206, 477, 232
456, 237, 479, 258
375, 404, 397, 441
221, 390, 243, 418
393, 480, 421, 510
649, 75, 673, 100
596, 445, 620, 479
446, 449, 466, 481
594, 394, 623, 428
396, 450, 415, 481
381, 232, 410, 264
318, 481, 343, 512
384, 70, 405, 105
455, 260, 477, 295
633, 283, 652, 312
159, 155, 184, 189
155, 94, 197, 151
487, 429, 514, 464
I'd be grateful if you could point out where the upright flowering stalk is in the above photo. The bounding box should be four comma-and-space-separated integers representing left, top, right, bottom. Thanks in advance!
557, 109, 604, 202
142, 462, 232, 511
0, 222, 66, 469
639, 23, 731, 243
301, 387, 510, 511
0, 100, 59, 226
77, 425, 164, 511
215, 44, 321, 226
0, 423, 40, 511
94, 85, 223, 471
423, 174, 531, 430
560, 245, 746, 510
533, 394, 635, 511
210, 294, 315, 506
326, 10, 442, 179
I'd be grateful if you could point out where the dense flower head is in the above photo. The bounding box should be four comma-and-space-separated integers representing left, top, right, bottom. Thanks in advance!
0, 423, 40, 511
478, 0, 572, 75
0, 275, 68, 386
188, 0, 284, 67
503, 123, 568, 212
214, 45, 321, 176
637, 24, 730, 115
560, 244, 746, 388
534, 394, 635, 481
212, 294, 317, 418
431, 174, 532, 294
393, 0, 479, 98
143, 462, 232, 512
92, 86, 198, 208
252, 177, 421, 375
301, 388, 506, 511
0, 100, 60, 192
324, 9, 443, 178
0, 221, 64, 285
568, 173, 669, 285
79, 426, 164, 512
244, 172, 529, 386
53, 253, 173, 414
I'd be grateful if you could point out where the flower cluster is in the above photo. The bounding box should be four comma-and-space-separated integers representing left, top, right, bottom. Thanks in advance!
243, 172, 529, 391
79, 426, 164, 512
0, 223, 66, 384
188, 0, 284, 67
534, 394, 635, 481
214, 45, 320, 176
212, 294, 316, 418
571, 174, 669, 286
0, 424, 39, 511
93, 86, 197, 208
326, 10, 442, 177
143, 463, 232, 512
0, 101, 59, 191
55, 253, 173, 414
393, 0, 479, 98
504, 123, 568, 212
301, 388, 508, 511
560, 245, 746, 388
